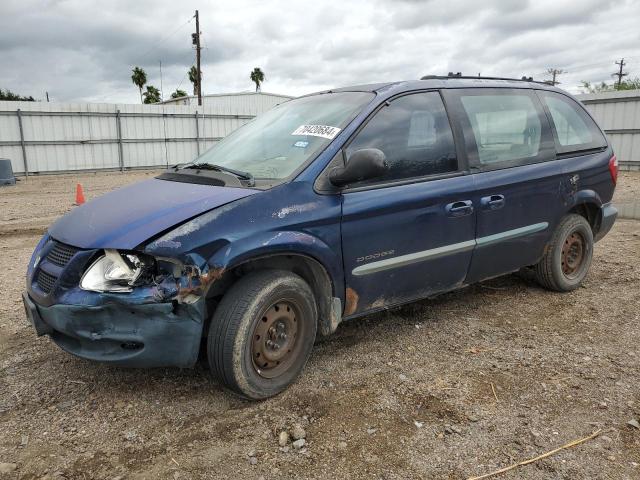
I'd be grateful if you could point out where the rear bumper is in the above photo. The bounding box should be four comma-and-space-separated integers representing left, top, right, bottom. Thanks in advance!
22, 292, 205, 368
595, 202, 618, 242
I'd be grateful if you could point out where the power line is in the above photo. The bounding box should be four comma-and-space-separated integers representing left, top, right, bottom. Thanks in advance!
164, 46, 200, 96
175, 61, 196, 92
133, 16, 194, 66
529, 53, 639, 79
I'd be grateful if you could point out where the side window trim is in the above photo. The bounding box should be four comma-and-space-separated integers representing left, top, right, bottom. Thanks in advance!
442, 87, 556, 172
340, 170, 468, 193
440, 89, 470, 173
535, 90, 608, 156
340, 90, 467, 192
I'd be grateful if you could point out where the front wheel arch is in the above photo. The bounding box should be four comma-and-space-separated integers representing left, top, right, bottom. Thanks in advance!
206, 252, 340, 338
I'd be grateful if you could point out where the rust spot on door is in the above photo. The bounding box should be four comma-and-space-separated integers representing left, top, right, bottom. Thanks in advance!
344, 287, 359, 316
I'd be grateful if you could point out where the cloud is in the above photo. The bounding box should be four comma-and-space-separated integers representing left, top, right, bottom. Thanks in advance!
481, 0, 613, 33
0, 0, 639, 103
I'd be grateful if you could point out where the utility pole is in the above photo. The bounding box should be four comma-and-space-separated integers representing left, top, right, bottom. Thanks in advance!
45, 91, 49, 102
159, 60, 164, 102
193, 10, 202, 106
546, 68, 564, 86
613, 58, 628, 89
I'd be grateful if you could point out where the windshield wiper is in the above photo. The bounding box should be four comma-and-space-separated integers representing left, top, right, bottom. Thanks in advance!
184, 163, 255, 186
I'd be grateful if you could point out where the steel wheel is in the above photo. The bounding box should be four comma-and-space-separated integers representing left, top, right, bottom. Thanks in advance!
561, 231, 585, 278
534, 214, 594, 292
251, 300, 301, 379
208, 270, 317, 399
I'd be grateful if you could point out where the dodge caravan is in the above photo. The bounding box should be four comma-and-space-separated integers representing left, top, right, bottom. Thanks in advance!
23, 76, 618, 399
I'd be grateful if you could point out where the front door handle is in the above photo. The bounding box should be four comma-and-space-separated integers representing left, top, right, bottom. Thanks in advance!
445, 200, 474, 217
481, 194, 505, 211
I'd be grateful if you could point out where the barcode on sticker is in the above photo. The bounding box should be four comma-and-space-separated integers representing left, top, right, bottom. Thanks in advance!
291, 124, 341, 139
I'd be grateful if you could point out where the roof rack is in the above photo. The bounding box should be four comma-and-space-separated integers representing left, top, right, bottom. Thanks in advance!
420, 72, 537, 83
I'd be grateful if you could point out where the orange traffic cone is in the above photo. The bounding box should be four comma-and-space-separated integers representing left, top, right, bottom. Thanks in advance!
75, 183, 86, 205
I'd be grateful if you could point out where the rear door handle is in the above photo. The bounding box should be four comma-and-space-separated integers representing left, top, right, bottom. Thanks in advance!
445, 200, 474, 217
481, 194, 505, 211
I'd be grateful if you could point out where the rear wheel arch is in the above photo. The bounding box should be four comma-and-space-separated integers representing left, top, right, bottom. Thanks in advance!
569, 202, 602, 235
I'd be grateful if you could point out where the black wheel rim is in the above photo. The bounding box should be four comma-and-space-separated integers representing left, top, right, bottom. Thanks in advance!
561, 231, 586, 279
251, 300, 302, 379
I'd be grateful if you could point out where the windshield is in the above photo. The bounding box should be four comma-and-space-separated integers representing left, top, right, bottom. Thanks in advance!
190, 92, 374, 180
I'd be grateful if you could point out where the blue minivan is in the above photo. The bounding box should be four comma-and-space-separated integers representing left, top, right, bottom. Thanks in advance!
23, 76, 618, 399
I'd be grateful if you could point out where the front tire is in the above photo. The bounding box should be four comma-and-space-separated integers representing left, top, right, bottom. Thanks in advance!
208, 270, 317, 400
534, 214, 594, 292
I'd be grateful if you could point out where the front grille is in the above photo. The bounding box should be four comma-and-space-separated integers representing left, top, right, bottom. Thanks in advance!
37, 269, 57, 294
46, 241, 80, 267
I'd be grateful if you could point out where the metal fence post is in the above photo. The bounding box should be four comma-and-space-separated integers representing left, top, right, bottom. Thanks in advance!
195, 110, 200, 156
115, 110, 124, 171
162, 108, 169, 167
16, 109, 28, 177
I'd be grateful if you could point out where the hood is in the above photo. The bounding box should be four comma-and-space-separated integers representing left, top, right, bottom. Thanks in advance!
48, 178, 258, 249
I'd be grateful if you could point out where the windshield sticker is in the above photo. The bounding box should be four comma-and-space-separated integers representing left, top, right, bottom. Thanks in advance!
293, 140, 309, 148
291, 124, 341, 139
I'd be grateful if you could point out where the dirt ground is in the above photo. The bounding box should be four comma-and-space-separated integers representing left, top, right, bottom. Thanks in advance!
1, 170, 639, 479
615, 171, 640, 204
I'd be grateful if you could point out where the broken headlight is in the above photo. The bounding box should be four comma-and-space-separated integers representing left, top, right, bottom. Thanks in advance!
80, 249, 153, 293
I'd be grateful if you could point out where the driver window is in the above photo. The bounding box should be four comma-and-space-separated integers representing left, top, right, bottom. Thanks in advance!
345, 92, 457, 187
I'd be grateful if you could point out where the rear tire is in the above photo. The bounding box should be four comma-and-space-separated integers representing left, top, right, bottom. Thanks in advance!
534, 214, 593, 292
207, 270, 317, 400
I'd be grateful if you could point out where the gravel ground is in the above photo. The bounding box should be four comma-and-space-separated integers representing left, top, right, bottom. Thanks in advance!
0, 170, 161, 236
615, 171, 640, 204
1, 170, 639, 479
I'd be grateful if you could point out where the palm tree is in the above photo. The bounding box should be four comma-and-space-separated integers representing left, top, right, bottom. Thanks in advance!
171, 89, 188, 99
131, 67, 147, 103
188, 66, 200, 96
143, 85, 161, 104
250, 67, 265, 92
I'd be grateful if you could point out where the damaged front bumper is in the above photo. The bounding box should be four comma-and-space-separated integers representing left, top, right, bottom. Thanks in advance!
23, 291, 205, 368
24, 235, 227, 368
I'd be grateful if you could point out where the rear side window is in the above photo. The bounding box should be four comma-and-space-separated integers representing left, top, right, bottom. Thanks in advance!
538, 91, 607, 154
459, 93, 542, 166
345, 92, 457, 187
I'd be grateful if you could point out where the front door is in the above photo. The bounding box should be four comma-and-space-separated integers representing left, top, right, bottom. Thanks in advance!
339, 91, 476, 316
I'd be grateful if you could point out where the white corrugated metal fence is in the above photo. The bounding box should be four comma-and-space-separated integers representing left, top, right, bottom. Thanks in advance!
2, 91, 637, 174
577, 90, 640, 171
0, 97, 288, 175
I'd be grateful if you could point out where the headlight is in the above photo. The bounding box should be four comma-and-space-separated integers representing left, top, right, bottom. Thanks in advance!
80, 249, 151, 293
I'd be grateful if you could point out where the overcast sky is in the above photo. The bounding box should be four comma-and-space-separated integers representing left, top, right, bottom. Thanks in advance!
1, 0, 639, 103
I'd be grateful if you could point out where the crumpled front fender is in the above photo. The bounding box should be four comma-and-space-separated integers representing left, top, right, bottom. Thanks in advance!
208, 230, 342, 283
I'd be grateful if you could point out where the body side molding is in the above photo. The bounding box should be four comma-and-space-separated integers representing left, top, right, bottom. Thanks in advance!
352, 222, 549, 276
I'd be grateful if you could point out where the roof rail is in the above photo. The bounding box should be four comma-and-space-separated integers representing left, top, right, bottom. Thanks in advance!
420, 73, 538, 83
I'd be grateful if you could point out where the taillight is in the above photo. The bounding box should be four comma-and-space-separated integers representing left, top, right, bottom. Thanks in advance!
608, 155, 618, 186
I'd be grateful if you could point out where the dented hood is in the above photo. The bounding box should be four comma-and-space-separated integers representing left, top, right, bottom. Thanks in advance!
48, 178, 258, 249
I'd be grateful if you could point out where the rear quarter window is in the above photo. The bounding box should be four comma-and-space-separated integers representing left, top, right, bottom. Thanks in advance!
537, 91, 607, 154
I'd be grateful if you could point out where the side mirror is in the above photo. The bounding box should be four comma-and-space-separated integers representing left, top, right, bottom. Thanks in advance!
329, 148, 388, 187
